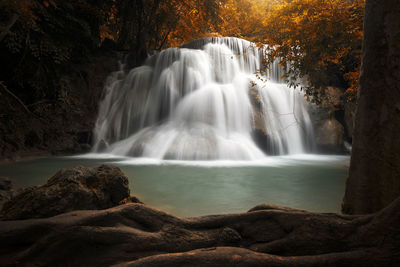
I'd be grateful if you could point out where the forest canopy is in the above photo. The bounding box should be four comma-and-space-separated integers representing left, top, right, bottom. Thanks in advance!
0, 0, 364, 103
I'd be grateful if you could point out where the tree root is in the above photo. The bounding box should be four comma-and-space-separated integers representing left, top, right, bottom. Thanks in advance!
0, 197, 399, 266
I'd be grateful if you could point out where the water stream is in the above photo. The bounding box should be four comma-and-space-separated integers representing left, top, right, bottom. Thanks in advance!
93, 37, 314, 160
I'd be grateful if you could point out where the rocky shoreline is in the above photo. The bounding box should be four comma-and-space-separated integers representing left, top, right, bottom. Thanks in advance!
1, 165, 399, 266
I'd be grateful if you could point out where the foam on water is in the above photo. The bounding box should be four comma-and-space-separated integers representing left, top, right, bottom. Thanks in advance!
71, 153, 349, 168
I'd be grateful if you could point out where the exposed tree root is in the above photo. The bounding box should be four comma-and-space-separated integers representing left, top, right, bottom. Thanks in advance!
1, 197, 399, 266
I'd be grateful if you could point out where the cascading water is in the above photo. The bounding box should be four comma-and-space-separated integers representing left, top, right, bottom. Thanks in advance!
93, 37, 314, 160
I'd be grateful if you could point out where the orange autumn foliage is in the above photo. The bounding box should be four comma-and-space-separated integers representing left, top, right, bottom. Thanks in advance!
142, 0, 364, 100
261, 0, 365, 101
215, 0, 277, 41
153, 0, 222, 48
4, 0, 363, 101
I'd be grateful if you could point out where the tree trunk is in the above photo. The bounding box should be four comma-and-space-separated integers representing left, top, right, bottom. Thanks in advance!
128, 0, 148, 68
342, 0, 400, 214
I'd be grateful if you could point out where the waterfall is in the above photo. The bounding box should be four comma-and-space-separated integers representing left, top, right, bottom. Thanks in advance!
93, 37, 314, 160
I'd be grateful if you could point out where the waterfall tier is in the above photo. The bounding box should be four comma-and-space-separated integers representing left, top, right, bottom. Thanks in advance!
93, 37, 314, 160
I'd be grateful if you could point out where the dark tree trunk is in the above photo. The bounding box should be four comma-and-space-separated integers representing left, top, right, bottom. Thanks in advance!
118, 0, 148, 68
342, 0, 400, 214
126, 0, 147, 68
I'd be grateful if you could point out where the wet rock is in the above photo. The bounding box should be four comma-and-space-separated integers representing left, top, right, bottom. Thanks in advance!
1, 165, 132, 220
0, 177, 13, 210
314, 118, 345, 154
252, 129, 286, 155
218, 227, 242, 244
308, 85, 353, 154
96, 139, 109, 152
0, 177, 11, 191
119, 195, 143, 205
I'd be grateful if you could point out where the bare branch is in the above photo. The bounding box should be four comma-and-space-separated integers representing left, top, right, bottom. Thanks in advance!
0, 81, 35, 117
0, 14, 19, 43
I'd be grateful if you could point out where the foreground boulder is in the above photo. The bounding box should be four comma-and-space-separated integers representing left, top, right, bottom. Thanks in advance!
0, 196, 399, 266
1, 165, 133, 220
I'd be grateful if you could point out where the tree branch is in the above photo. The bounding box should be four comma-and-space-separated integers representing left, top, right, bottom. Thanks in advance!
0, 81, 35, 117
0, 14, 19, 43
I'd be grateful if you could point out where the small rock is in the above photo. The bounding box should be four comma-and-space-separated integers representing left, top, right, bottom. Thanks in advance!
0, 177, 13, 211
0, 177, 12, 191
219, 227, 242, 244
119, 196, 143, 205
314, 118, 345, 153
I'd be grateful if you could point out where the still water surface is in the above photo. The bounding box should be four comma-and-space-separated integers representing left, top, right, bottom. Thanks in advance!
0, 154, 349, 217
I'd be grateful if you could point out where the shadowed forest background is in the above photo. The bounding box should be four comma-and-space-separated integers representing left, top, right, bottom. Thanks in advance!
0, 0, 363, 113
